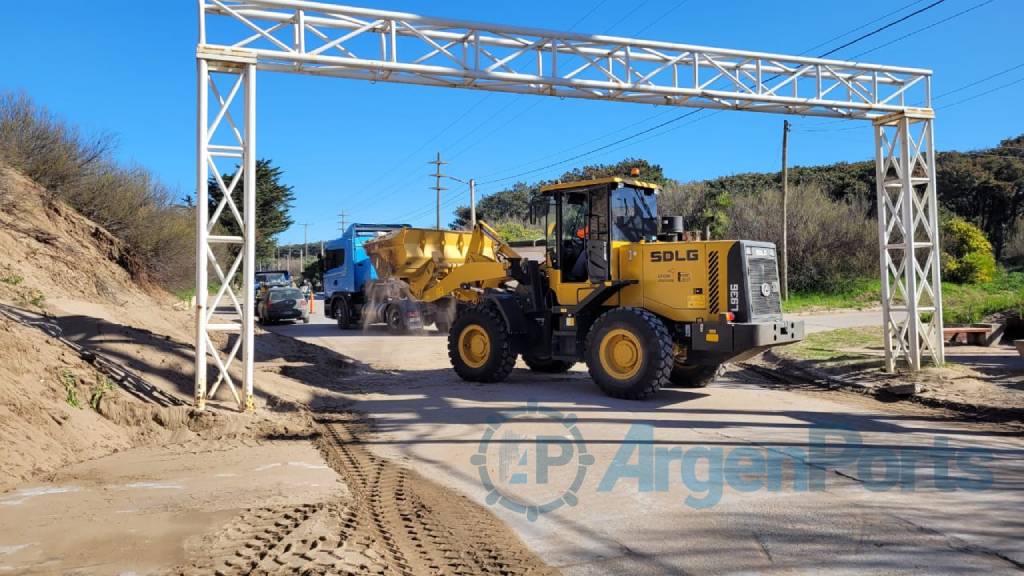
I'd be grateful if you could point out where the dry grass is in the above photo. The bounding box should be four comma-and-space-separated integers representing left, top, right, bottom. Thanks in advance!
0, 92, 193, 289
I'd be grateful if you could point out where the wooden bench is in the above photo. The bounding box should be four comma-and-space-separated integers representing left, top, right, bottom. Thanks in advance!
943, 324, 1002, 346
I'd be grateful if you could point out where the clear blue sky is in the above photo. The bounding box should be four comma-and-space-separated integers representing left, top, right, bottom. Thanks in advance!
4, 1, 1022, 245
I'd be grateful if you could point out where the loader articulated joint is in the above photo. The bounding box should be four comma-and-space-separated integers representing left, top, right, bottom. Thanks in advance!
482, 292, 530, 335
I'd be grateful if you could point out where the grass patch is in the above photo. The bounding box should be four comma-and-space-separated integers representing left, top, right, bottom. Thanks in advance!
782, 270, 1024, 325
89, 377, 114, 411
778, 326, 883, 362
782, 278, 880, 313
1, 273, 22, 286
941, 270, 1024, 324
15, 287, 46, 309
174, 282, 222, 304
60, 369, 80, 409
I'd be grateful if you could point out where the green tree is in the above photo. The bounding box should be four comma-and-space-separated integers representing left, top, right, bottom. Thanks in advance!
209, 159, 295, 259
936, 143, 1024, 260
451, 181, 533, 229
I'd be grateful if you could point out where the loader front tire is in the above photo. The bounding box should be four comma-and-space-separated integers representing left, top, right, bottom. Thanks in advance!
448, 305, 515, 383
585, 308, 672, 400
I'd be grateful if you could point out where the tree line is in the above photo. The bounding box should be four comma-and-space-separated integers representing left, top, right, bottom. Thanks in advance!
445, 134, 1024, 291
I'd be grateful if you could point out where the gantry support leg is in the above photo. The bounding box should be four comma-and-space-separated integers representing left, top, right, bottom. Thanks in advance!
873, 109, 944, 372
196, 47, 258, 411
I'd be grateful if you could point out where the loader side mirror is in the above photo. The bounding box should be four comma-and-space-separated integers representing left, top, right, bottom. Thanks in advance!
586, 239, 609, 283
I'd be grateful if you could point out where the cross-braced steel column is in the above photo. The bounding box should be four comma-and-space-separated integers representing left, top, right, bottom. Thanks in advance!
195, 45, 258, 411
874, 110, 944, 372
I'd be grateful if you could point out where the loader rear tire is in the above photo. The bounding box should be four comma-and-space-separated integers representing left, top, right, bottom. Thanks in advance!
448, 305, 515, 383
585, 308, 672, 400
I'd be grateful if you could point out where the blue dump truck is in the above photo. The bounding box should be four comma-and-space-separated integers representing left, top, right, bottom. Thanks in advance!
323, 223, 438, 333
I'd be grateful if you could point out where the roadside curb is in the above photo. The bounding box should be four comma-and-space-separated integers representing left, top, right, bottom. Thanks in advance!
754, 350, 1024, 426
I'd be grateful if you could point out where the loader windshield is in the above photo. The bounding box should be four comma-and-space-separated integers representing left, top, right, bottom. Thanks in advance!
611, 186, 658, 242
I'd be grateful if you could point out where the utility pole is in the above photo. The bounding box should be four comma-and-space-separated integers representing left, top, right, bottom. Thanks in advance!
338, 210, 349, 232
780, 119, 790, 301
301, 223, 311, 277
429, 152, 447, 230
446, 174, 477, 229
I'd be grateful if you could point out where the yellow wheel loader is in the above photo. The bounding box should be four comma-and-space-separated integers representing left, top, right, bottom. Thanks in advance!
365, 173, 804, 399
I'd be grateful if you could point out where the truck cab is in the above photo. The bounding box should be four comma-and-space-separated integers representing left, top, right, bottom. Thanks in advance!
323, 223, 408, 328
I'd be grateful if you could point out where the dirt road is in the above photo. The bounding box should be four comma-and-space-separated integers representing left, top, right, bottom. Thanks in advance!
266, 310, 1024, 575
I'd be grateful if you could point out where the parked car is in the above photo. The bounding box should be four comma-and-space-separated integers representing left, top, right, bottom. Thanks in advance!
257, 286, 309, 324
254, 270, 292, 296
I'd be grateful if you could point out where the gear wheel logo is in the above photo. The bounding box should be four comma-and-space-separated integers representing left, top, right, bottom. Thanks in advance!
470, 401, 595, 521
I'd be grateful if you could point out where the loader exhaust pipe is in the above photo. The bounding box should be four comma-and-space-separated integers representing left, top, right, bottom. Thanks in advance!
659, 215, 684, 242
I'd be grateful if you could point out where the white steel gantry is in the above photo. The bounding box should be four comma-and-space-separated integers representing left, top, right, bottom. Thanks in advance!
196, 0, 943, 410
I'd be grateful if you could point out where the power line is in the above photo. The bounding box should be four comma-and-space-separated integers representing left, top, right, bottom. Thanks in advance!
398, 0, 952, 221
477, 1, 946, 187
468, 107, 677, 178
849, 0, 996, 59
346, 95, 495, 212
798, 60, 1024, 134
938, 75, 1024, 109
816, 0, 947, 58
633, 0, 692, 36
617, 0, 654, 29
567, 0, 611, 31
347, 1, 630, 214
446, 1, 678, 164
478, 109, 705, 185
934, 62, 1024, 100
796, 0, 930, 56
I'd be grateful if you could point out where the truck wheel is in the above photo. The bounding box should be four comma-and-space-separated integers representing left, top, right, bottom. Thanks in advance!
334, 299, 353, 330
385, 304, 406, 334
448, 305, 515, 383
584, 308, 672, 400
522, 353, 575, 373
668, 361, 723, 388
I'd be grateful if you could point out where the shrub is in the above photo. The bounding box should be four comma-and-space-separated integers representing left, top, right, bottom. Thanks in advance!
941, 216, 996, 284
726, 183, 877, 292
492, 220, 543, 242
0, 92, 194, 289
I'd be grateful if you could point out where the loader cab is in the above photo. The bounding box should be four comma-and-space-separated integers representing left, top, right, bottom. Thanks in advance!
541, 176, 659, 291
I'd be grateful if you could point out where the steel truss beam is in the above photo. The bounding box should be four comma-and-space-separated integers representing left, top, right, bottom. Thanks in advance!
874, 111, 944, 371
196, 52, 257, 411
195, 1, 943, 410
199, 0, 932, 119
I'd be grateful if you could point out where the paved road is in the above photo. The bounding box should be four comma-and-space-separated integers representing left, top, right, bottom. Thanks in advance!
266, 309, 1023, 575
791, 308, 893, 334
